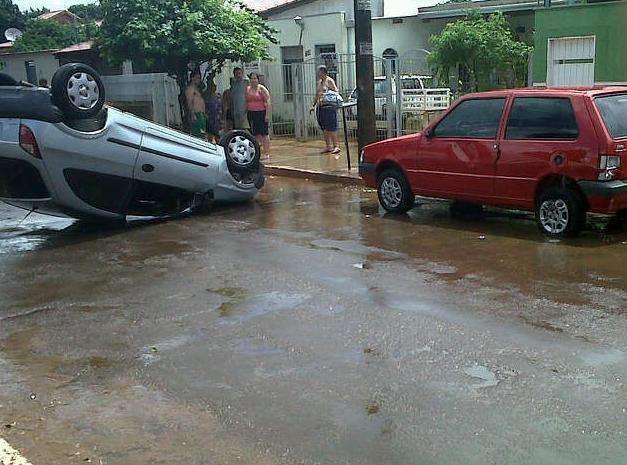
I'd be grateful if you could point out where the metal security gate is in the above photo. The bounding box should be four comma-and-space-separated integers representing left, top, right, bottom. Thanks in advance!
547, 36, 595, 86
218, 52, 449, 141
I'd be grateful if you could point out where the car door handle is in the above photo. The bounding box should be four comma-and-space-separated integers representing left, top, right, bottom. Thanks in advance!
142, 164, 154, 173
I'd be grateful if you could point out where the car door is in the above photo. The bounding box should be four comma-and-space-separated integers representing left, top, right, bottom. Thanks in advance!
35, 111, 141, 214
496, 96, 595, 206
416, 97, 506, 199
133, 126, 219, 194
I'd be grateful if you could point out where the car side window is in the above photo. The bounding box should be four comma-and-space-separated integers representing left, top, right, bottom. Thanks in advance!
506, 97, 579, 140
433, 98, 506, 139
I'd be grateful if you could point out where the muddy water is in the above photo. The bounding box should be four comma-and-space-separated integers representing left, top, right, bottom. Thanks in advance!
0, 177, 625, 465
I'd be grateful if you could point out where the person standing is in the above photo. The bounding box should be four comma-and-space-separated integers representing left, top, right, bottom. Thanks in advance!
246, 72, 272, 160
230, 67, 249, 130
222, 86, 233, 132
186, 70, 208, 139
205, 79, 222, 143
310, 65, 340, 155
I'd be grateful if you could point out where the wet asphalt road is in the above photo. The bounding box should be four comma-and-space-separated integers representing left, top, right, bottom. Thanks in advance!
0, 177, 626, 465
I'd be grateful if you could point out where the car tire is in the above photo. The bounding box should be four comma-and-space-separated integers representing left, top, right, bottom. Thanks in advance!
535, 187, 586, 238
377, 168, 414, 213
63, 108, 108, 132
220, 130, 261, 172
51, 63, 105, 120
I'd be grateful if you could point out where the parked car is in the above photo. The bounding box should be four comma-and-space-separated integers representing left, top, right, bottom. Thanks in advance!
0, 63, 263, 222
346, 75, 450, 124
359, 88, 627, 238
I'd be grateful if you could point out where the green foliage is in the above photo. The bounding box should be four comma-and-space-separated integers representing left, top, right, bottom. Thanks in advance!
12, 19, 87, 52
428, 12, 532, 92
0, 0, 22, 35
68, 3, 103, 22
97, 0, 277, 126
22, 7, 50, 21
97, 0, 276, 73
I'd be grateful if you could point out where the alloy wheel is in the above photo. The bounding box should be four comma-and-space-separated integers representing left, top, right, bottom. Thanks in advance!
381, 177, 403, 209
228, 135, 256, 166
539, 199, 569, 234
67, 72, 100, 110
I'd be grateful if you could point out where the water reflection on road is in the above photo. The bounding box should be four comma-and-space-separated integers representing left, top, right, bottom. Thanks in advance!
0, 177, 625, 465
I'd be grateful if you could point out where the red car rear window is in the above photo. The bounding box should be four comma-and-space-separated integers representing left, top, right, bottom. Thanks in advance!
595, 94, 627, 139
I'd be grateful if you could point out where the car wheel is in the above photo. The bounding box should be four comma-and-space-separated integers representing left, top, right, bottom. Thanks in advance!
51, 63, 105, 119
535, 187, 586, 238
377, 168, 414, 213
219, 130, 261, 172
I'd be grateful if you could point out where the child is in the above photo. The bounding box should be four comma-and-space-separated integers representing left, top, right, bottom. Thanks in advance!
205, 80, 222, 143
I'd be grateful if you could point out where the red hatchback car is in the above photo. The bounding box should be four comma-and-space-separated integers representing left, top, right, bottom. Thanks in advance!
360, 88, 627, 238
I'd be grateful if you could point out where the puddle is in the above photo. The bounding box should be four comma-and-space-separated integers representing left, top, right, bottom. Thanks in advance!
520, 316, 564, 333
218, 291, 310, 324
464, 365, 499, 389
208, 287, 246, 299
579, 349, 625, 367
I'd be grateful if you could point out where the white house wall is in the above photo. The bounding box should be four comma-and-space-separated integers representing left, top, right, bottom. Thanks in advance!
266, 0, 384, 21
372, 16, 448, 72
0, 51, 59, 83
267, 12, 350, 62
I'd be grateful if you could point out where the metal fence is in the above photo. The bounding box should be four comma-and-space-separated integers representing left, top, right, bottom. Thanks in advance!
220, 54, 451, 142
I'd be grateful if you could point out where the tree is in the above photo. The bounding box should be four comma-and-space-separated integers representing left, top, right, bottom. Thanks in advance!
428, 12, 532, 93
12, 19, 87, 52
97, 0, 277, 129
22, 7, 50, 21
0, 0, 22, 36
68, 3, 103, 22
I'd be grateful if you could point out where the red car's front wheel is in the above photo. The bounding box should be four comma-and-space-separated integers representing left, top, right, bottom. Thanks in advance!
377, 169, 414, 214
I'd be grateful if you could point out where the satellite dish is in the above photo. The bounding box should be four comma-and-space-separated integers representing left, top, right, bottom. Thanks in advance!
4, 28, 23, 42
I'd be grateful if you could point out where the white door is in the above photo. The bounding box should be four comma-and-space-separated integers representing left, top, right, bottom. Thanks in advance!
547, 36, 595, 86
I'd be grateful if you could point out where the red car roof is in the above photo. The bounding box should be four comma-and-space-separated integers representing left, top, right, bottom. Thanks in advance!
460, 86, 627, 100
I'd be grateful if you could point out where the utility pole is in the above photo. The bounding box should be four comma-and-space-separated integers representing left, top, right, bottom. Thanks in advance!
353, 0, 376, 152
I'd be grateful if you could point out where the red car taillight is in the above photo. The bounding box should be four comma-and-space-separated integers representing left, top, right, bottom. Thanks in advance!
19, 124, 41, 159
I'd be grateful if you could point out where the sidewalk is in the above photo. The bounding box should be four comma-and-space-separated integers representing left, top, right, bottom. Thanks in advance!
265, 137, 362, 184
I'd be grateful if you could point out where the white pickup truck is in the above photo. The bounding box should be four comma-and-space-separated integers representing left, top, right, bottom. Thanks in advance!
345, 75, 450, 127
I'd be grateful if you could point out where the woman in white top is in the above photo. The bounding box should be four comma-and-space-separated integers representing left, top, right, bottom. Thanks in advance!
310, 66, 340, 154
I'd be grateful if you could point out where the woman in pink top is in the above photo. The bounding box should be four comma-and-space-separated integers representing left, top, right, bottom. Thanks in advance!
246, 73, 272, 159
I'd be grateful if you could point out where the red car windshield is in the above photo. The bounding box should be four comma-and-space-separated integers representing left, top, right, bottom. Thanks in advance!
595, 93, 627, 139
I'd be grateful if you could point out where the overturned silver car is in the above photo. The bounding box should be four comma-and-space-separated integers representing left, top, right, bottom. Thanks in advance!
0, 63, 264, 221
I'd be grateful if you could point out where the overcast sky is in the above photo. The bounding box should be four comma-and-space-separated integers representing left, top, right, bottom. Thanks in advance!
14, 0, 439, 15
15, 0, 95, 11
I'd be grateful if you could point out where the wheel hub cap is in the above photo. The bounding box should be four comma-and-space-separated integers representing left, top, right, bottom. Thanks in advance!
228, 136, 256, 165
67, 72, 99, 110
381, 177, 402, 208
539, 199, 569, 234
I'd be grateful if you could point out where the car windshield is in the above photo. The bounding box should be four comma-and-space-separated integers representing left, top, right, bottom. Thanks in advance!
595, 93, 627, 139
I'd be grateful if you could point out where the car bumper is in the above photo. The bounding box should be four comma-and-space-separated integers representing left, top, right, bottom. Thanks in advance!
578, 179, 627, 214
359, 162, 377, 187
213, 163, 265, 202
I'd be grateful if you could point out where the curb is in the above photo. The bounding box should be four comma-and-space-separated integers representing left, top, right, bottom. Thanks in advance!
265, 166, 364, 186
